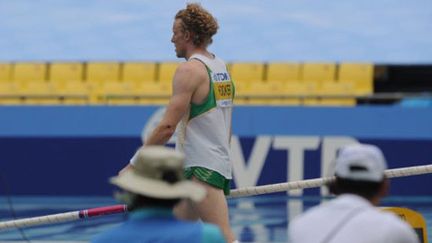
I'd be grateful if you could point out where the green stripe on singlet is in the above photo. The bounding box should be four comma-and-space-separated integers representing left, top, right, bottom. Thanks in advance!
189, 65, 216, 120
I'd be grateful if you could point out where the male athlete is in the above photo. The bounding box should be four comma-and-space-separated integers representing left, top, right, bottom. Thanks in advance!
121, 3, 236, 242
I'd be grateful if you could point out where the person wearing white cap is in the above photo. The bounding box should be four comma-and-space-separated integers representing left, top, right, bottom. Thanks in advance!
92, 146, 225, 243
288, 143, 419, 243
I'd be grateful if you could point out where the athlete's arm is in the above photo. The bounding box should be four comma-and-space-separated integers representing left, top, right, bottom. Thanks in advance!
144, 60, 207, 145
119, 60, 207, 173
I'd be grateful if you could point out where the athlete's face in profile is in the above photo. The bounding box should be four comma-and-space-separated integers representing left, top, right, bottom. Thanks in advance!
171, 19, 188, 58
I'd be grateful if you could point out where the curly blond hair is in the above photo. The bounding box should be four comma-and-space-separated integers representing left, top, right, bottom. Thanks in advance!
175, 3, 219, 47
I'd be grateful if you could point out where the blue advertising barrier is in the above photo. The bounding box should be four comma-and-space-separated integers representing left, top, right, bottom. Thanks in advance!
0, 106, 431, 196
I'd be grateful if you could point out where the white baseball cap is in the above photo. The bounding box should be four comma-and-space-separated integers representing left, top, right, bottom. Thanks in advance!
335, 144, 387, 182
110, 146, 206, 202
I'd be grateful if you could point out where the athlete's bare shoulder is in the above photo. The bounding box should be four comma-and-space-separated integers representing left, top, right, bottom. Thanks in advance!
171, 60, 207, 97
174, 59, 207, 85
175, 59, 205, 77
187, 59, 208, 77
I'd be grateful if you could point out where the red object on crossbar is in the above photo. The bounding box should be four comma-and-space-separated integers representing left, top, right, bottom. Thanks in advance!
0, 204, 128, 231
80, 204, 127, 218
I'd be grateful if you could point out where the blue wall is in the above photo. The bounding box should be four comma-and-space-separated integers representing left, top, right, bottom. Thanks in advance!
0, 106, 431, 196
1, 106, 431, 138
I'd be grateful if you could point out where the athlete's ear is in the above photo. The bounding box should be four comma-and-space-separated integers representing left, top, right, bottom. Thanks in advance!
184, 30, 191, 41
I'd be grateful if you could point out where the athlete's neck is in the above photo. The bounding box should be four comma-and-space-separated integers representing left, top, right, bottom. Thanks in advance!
185, 48, 213, 60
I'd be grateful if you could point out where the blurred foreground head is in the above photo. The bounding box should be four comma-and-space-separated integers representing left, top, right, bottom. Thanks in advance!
110, 146, 206, 210
329, 144, 389, 202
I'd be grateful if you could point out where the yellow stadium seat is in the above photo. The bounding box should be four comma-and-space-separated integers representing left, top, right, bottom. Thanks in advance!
242, 98, 286, 106
52, 81, 92, 104
301, 63, 336, 87
231, 82, 248, 105
12, 63, 47, 82
18, 82, 59, 104
231, 81, 244, 95
0, 63, 12, 82
244, 80, 284, 94
0, 82, 22, 104
122, 62, 157, 84
230, 62, 264, 86
233, 99, 248, 105
86, 62, 121, 85
136, 81, 171, 105
338, 63, 374, 95
267, 63, 301, 83
317, 81, 356, 106
98, 79, 171, 105
241, 80, 285, 105
49, 62, 84, 84
140, 81, 171, 94
158, 62, 180, 83
98, 81, 140, 105
283, 81, 318, 105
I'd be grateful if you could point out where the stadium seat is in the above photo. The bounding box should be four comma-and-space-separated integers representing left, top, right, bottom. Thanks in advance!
49, 63, 89, 104
301, 63, 336, 87
0, 63, 12, 82
122, 62, 157, 84
158, 62, 180, 83
12, 63, 47, 82
283, 81, 318, 105
0, 82, 22, 104
230, 62, 264, 87
266, 62, 301, 83
52, 81, 92, 104
19, 82, 59, 104
338, 63, 374, 95
136, 82, 171, 105
317, 81, 356, 106
49, 62, 84, 84
98, 81, 139, 105
98, 80, 171, 105
86, 62, 121, 86
242, 80, 286, 105
231, 81, 248, 105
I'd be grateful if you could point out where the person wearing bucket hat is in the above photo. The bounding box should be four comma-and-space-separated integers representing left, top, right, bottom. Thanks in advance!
92, 146, 225, 243
288, 143, 419, 243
